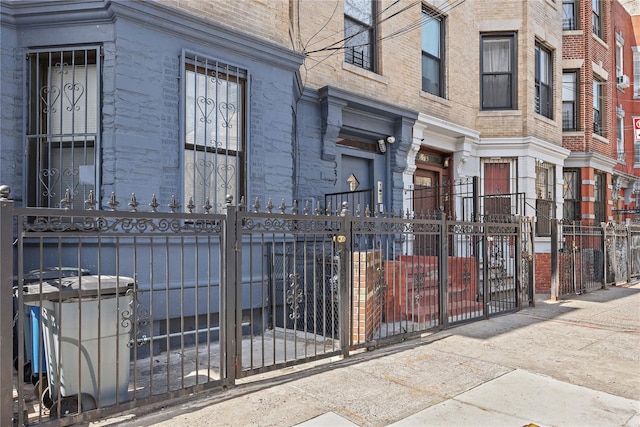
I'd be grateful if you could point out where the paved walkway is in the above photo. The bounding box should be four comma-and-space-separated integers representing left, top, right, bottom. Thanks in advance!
97, 284, 640, 427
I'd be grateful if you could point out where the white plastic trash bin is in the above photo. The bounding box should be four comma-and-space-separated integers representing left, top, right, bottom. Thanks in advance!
24, 275, 135, 416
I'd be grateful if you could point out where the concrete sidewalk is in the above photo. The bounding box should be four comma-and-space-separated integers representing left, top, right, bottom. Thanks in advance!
98, 283, 640, 427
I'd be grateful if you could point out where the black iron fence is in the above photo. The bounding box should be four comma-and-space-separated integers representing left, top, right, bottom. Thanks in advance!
1, 188, 533, 425
550, 219, 640, 299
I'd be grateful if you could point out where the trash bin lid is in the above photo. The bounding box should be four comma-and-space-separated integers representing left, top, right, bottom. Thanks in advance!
23, 266, 91, 283
22, 275, 135, 304
13, 266, 91, 288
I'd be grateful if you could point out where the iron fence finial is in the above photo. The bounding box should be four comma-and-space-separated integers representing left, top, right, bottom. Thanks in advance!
85, 190, 97, 210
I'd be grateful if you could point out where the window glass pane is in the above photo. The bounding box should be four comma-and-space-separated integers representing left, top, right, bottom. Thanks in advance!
562, 72, 576, 101
344, 18, 372, 69
422, 54, 440, 94
539, 49, 550, 84
345, 0, 372, 24
184, 151, 238, 213
27, 48, 99, 208
483, 39, 511, 73
563, 0, 576, 30
184, 55, 245, 213
421, 15, 440, 57
482, 74, 511, 108
185, 69, 241, 152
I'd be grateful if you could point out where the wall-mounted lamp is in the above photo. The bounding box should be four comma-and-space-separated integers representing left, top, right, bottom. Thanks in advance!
443, 157, 451, 168
377, 136, 395, 153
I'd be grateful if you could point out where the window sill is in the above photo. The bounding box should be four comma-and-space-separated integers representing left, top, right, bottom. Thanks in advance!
419, 90, 451, 107
342, 62, 388, 85
563, 30, 582, 36
592, 133, 608, 144
562, 130, 583, 136
477, 110, 522, 117
592, 33, 608, 49
534, 114, 555, 126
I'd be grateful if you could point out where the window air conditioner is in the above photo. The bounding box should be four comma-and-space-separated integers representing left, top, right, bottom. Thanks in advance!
617, 74, 630, 89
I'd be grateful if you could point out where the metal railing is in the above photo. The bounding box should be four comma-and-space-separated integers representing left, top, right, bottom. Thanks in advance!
1, 186, 532, 425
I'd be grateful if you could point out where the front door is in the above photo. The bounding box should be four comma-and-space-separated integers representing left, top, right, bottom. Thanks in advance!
414, 169, 440, 256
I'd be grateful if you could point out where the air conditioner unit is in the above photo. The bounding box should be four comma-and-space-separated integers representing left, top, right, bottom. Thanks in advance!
617, 74, 630, 89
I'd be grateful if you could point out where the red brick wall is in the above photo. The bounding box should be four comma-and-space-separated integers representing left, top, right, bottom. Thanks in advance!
535, 253, 552, 293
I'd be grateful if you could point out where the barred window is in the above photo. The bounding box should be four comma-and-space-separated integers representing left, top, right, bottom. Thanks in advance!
563, 169, 580, 222
26, 47, 100, 208
183, 52, 246, 213
535, 161, 555, 236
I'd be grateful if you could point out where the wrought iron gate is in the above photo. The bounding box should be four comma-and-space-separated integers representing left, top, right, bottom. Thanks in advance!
2, 191, 531, 425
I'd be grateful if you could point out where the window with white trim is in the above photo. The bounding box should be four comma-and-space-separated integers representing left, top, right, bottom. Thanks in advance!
26, 47, 100, 208
183, 52, 246, 213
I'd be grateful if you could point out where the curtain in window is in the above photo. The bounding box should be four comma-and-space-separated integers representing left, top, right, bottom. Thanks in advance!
482, 38, 511, 108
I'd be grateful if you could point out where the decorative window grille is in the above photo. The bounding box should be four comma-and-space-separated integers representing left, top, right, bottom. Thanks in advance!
563, 169, 580, 222
535, 160, 555, 236
182, 51, 246, 213
26, 46, 100, 208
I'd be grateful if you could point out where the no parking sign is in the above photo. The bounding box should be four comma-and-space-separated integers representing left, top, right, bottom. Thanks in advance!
635, 117, 640, 141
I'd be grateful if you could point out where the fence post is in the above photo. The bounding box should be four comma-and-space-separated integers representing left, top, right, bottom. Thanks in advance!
438, 210, 448, 327
482, 223, 490, 319
0, 185, 14, 424
602, 222, 609, 289
338, 202, 352, 358
223, 197, 238, 387
550, 219, 559, 301
626, 219, 632, 284
528, 217, 536, 306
